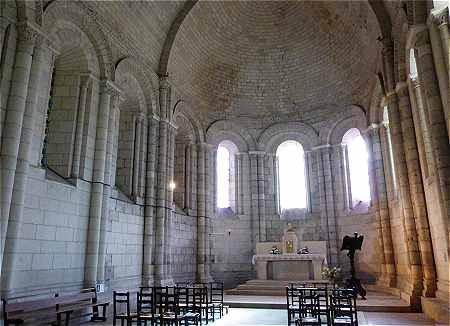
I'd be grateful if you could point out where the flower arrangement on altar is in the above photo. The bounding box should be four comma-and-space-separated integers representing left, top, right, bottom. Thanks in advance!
321, 266, 342, 285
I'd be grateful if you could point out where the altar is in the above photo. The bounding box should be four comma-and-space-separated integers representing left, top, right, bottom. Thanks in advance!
253, 253, 326, 281
252, 223, 327, 281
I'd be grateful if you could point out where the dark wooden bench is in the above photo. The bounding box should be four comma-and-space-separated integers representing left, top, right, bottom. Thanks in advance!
55, 288, 109, 323
2, 295, 70, 326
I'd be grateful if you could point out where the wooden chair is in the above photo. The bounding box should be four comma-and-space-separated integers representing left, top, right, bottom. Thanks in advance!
137, 289, 158, 326
113, 291, 138, 326
155, 286, 185, 326
209, 282, 227, 321
315, 284, 331, 325
191, 283, 209, 324
295, 288, 321, 326
286, 286, 300, 325
330, 289, 358, 326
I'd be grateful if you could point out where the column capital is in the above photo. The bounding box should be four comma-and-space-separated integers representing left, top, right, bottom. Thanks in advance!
100, 80, 123, 98
16, 21, 42, 43
432, 7, 449, 27
159, 74, 170, 89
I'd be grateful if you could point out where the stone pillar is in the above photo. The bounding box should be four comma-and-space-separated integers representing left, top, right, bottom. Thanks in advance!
415, 30, 450, 218
432, 8, 449, 73
143, 115, 159, 285
153, 75, 172, 285
397, 83, 436, 296
383, 39, 423, 304
316, 146, 339, 266
185, 144, 191, 210
133, 113, 144, 199
164, 124, 176, 278
71, 75, 91, 178
204, 145, 215, 280
84, 80, 114, 287
386, 93, 423, 303
189, 144, 197, 214
257, 152, 266, 242
371, 126, 396, 287
1, 42, 53, 292
97, 86, 122, 284
1, 23, 39, 269
196, 143, 206, 281
249, 153, 260, 243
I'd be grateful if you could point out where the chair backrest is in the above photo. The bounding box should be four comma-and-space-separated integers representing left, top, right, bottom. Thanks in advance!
209, 282, 224, 304
113, 291, 131, 317
187, 286, 206, 312
286, 286, 300, 307
330, 288, 357, 323
176, 286, 188, 306
298, 288, 320, 317
137, 290, 155, 316
155, 286, 179, 316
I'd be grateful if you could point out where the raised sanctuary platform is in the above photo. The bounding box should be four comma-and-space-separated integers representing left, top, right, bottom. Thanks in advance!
225, 281, 411, 313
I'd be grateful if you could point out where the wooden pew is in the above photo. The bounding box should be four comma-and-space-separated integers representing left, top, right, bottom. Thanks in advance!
55, 288, 109, 323
2, 295, 71, 325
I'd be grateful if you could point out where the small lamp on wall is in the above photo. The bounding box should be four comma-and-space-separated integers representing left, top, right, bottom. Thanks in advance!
169, 181, 176, 190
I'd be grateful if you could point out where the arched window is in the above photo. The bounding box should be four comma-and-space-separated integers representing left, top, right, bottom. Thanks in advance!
276, 140, 307, 211
342, 129, 371, 208
217, 145, 231, 208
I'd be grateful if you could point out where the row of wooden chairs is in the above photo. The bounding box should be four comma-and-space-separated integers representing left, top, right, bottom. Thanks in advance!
287, 286, 358, 326
113, 282, 228, 326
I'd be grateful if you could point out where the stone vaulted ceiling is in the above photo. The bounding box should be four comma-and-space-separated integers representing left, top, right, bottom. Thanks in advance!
168, 1, 382, 119
89, 1, 383, 120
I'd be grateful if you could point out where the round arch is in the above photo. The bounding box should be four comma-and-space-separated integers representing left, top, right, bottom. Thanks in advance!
258, 121, 319, 153
43, 0, 113, 79
206, 120, 255, 152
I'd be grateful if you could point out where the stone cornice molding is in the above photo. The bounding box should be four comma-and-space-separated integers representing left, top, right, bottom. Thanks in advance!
248, 151, 266, 156
100, 80, 124, 98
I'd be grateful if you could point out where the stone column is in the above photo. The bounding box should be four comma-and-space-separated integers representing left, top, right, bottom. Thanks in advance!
164, 124, 175, 278
370, 126, 396, 287
189, 144, 197, 214
204, 145, 215, 280
196, 143, 207, 281
143, 115, 159, 285
415, 30, 450, 217
185, 144, 191, 210
133, 113, 144, 199
153, 75, 171, 285
97, 86, 122, 284
84, 80, 114, 287
1, 42, 53, 292
317, 146, 339, 266
249, 153, 260, 243
1, 23, 39, 268
71, 75, 91, 178
383, 39, 423, 304
386, 93, 423, 303
257, 152, 266, 242
397, 83, 436, 296
432, 8, 449, 73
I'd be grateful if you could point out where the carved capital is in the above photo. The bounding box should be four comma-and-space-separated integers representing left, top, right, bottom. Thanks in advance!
100, 80, 124, 99
16, 22, 41, 43
159, 74, 170, 90
432, 7, 449, 27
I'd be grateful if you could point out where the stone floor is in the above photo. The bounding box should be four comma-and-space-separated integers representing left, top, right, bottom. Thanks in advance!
93, 308, 442, 326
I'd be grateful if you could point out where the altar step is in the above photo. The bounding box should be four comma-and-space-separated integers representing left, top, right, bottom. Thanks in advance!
225, 280, 412, 313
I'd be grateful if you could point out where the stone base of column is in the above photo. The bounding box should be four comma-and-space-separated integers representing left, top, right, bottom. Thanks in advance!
376, 269, 396, 288
154, 264, 175, 286
400, 282, 423, 311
